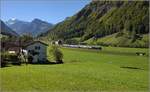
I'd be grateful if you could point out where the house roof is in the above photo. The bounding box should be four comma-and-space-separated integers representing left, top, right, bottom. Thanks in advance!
8, 47, 20, 51
1, 41, 22, 51
24, 41, 48, 47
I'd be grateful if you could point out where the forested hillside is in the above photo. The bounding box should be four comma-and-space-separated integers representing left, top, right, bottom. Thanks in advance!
40, 1, 149, 48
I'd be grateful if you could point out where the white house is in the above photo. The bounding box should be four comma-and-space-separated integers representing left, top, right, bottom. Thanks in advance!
25, 41, 48, 63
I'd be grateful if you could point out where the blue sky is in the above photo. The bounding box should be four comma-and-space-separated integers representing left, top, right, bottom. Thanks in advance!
0, 0, 91, 24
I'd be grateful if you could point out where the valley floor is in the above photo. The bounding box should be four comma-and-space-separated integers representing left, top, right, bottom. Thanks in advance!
0, 47, 149, 92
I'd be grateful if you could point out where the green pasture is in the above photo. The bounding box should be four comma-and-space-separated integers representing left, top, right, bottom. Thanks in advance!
0, 46, 149, 92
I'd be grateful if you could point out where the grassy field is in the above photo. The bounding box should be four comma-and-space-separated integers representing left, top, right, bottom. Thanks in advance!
0, 46, 149, 92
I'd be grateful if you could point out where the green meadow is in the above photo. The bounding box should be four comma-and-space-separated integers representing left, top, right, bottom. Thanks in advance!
0, 46, 149, 92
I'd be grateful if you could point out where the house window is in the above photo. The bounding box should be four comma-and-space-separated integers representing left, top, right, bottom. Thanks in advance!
28, 50, 34, 53
35, 46, 40, 50
35, 46, 38, 49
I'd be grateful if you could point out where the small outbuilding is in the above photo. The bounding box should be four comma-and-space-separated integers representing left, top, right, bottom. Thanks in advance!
8, 47, 20, 54
52, 40, 63, 45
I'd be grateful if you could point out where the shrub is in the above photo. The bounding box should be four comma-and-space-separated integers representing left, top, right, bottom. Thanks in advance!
1, 52, 21, 66
0, 53, 8, 67
28, 55, 33, 63
49, 45, 63, 64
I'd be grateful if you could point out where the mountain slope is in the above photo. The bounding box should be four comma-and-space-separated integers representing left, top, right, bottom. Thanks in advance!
0, 20, 19, 37
6, 18, 53, 36
27, 19, 53, 36
40, 1, 149, 48
6, 19, 30, 35
85, 33, 149, 48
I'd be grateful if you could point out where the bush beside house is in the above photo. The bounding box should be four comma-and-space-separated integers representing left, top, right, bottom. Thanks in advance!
0, 52, 21, 67
49, 45, 63, 64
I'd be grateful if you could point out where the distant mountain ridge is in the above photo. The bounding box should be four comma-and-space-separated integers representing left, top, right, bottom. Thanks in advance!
0, 20, 19, 37
40, 1, 149, 48
6, 18, 53, 36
